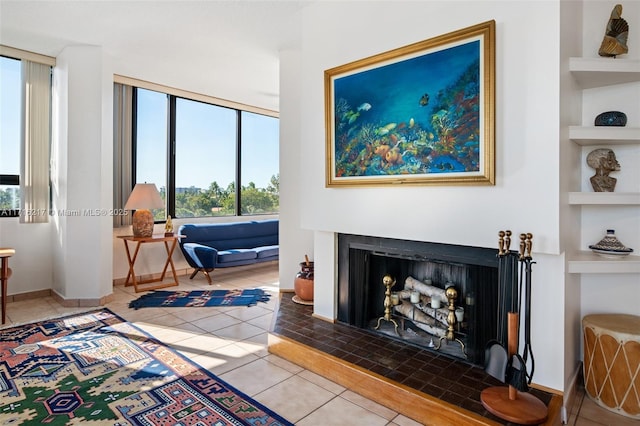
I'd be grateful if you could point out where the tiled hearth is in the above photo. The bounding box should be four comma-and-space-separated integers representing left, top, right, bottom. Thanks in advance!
269, 292, 562, 426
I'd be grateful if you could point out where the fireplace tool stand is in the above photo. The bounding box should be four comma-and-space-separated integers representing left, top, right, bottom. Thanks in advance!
434, 285, 466, 357
375, 274, 400, 335
481, 232, 547, 425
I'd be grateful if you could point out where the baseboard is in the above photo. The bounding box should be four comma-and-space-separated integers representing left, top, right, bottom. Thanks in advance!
112, 267, 193, 286
7, 287, 114, 308
4, 288, 51, 303
562, 362, 583, 424
50, 290, 115, 308
112, 262, 278, 286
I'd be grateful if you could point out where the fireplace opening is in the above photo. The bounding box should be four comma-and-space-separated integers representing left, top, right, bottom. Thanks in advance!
337, 234, 501, 366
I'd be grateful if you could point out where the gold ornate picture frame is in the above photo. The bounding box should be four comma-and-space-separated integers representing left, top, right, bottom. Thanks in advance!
325, 20, 495, 187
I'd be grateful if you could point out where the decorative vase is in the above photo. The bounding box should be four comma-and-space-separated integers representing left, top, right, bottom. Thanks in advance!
294, 261, 314, 303
588, 229, 633, 258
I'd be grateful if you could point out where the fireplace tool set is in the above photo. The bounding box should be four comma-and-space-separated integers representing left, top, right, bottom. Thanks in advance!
481, 231, 547, 425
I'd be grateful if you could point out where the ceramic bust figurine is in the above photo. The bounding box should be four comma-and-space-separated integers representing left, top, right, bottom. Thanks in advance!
587, 148, 620, 192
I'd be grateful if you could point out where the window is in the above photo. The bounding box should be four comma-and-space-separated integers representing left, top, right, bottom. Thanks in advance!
240, 111, 279, 215
133, 87, 279, 220
0, 56, 21, 216
175, 97, 236, 217
135, 88, 168, 220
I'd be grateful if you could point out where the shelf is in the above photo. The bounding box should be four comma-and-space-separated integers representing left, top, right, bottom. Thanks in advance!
570, 58, 640, 89
569, 126, 640, 145
568, 192, 640, 205
568, 251, 640, 274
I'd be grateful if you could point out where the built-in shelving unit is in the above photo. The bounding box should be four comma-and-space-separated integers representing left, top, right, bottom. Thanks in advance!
567, 58, 640, 274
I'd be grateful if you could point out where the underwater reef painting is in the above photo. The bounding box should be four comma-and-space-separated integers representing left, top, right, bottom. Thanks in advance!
325, 21, 495, 186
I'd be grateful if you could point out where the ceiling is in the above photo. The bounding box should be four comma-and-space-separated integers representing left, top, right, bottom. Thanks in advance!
0, 1, 309, 111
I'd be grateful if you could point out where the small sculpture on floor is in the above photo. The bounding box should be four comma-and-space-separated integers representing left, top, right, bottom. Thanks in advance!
598, 4, 629, 57
587, 148, 621, 192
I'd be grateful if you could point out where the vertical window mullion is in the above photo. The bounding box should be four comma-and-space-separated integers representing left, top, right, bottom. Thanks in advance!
168, 95, 176, 218
131, 88, 138, 188
236, 110, 242, 216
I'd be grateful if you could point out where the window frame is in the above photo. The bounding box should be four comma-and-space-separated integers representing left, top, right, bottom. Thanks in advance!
0, 47, 55, 219
1, 55, 22, 218
130, 85, 279, 220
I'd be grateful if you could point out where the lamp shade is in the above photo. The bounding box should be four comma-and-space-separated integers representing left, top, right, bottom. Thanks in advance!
124, 183, 164, 210
124, 183, 164, 237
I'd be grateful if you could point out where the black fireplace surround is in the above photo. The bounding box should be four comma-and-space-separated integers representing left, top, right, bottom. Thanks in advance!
337, 233, 501, 366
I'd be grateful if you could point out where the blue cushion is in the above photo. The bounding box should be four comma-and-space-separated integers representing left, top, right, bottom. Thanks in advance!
217, 249, 257, 264
256, 245, 279, 259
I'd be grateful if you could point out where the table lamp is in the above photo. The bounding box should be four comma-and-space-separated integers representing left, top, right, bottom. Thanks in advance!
124, 183, 164, 237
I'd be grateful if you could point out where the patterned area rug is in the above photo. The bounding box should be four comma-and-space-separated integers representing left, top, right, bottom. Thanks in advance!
128, 288, 271, 310
0, 309, 292, 425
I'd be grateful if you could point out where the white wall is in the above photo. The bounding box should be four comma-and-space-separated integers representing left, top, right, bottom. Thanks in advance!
298, 1, 561, 254
50, 45, 113, 301
278, 48, 315, 290
0, 220, 51, 294
288, 0, 565, 392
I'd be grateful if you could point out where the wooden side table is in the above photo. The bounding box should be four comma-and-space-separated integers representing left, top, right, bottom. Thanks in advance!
118, 235, 183, 293
1, 247, 15, 324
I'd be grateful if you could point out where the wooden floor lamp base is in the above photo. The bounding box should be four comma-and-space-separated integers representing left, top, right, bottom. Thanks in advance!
481, 386, 548, 425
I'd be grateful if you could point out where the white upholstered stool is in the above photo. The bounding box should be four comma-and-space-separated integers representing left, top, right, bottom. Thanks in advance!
582, 313, 640, 419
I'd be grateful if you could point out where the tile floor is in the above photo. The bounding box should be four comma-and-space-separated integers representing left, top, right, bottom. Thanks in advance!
0, 262, 634, 426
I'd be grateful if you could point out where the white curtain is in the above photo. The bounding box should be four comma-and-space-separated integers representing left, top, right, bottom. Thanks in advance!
19, 60, 51, 224
113, 83, 133, 228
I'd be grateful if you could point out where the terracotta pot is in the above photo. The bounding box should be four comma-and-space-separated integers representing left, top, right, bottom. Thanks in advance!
294, 261, 314, 301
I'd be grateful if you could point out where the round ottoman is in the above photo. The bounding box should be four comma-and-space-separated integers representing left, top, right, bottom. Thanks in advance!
582, 314, 640, 419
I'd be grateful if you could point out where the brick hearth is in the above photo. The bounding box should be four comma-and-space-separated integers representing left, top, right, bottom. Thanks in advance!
268, 293, 562, 426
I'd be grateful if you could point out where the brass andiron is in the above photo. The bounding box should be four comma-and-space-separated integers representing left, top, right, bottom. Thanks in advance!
435, 285, 467, 357
375, 274, 400, 335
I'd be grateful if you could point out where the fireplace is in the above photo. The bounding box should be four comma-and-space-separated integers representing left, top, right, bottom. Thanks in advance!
337, 233, 502, 366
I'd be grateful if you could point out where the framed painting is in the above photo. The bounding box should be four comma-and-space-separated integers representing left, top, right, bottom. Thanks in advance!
325, 20, 495, 187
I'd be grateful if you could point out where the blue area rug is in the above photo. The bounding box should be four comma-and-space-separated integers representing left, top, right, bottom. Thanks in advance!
0, 308, 292, 425
129, 288, 271, 310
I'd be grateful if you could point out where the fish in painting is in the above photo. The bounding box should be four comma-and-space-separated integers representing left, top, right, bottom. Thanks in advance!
357, 102, 372, 111
419, 93, 429, 106
344, 110, 360, 124
377, 122, 397, 135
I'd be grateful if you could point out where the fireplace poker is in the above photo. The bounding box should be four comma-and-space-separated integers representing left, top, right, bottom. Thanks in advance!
522, 233, 536, 384
498, 230, 513, 344
496, 231, 505, 340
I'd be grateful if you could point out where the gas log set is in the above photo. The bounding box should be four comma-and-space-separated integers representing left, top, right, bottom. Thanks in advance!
375, 275, 466, 357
